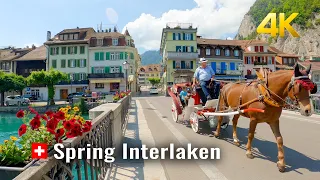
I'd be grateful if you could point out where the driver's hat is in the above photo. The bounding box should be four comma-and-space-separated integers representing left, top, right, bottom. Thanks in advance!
199, 57, 208, 63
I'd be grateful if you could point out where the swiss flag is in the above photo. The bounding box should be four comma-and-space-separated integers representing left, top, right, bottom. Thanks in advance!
31, 143, 48, 159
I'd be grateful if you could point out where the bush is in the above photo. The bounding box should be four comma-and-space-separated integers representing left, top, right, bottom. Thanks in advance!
315, 19, 320, 26
74, 98, 88, 114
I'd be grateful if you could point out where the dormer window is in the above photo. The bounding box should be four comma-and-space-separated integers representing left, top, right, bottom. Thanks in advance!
127, 39, 130, 46
149, 68, 152, 71
70, 34, 74, 40
97, 39, 103, 46
225, 49, 230, 56
74, 33, 78, 40
59, 35, 63, 40
112, 38, 118, 46
215, 48, 220, 55
64, 34, 68, 40
234, 50, 239, 57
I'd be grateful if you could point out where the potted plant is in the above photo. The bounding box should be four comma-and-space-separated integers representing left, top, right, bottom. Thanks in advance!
0, 106, 92, 179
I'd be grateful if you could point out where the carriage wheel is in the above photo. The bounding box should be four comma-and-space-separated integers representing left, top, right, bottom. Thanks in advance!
172, 101, 179, 122
190, 112, 200, 133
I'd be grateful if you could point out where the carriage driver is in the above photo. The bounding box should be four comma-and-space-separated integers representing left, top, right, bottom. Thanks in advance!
192, 57, 215, 100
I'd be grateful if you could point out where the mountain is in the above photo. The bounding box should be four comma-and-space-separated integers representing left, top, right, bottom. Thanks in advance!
235, 0, 320, 56
140, 50, 162, 65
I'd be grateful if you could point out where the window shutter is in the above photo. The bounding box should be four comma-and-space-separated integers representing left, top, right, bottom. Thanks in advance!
182, 46, 186, 52
84, 59, 86, 67
130, 52, 134, 59
173, 61, 176, 69
94, 52, 99, 60
120, 52, 124, 59
106, 52, 110, 60
74, 46, 78, 54
105, 66, 110, 73
230, 62, 235, 70
272, 57, 275, 64
191, 33, 193, 40
68, 59, 71, 67
50, 48, 53, 55
68, 47, 71, 54
120, 66, 122, 73
77, 59, 80, 67
91, 67, 94, 73
181, 61, 185, 69
173, 33, 176, 40
56, 47, 59, 55
125, 52, 128, 59
178, 33, 181, 40
190, 61, 194, 69
191, 46, 194, 52
183, 33, 185, 40
52, 60, 56, 68
100, 52, 104, 60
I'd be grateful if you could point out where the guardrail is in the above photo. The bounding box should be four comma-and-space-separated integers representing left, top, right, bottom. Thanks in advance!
14, 94, 131, 180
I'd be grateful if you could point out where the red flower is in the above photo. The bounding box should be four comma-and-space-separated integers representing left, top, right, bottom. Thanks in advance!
45, 110, 54, 117
47, 128, 56, 135
34, 114, 41, 121
56, 128, 65, 138
30, 118, 41, 130
16, 110, 24, 118
54, 111, 65, 120
63, 120, 74, 130
41, 115, 48, 121
18, 124, 27, 136
46, 119, 58, 130
70, 118, 76, 124
29, 106, 37, 114
70, 123, 82, 137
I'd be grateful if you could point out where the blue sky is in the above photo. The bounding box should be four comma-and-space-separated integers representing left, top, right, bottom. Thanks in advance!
0, 0, 255, 54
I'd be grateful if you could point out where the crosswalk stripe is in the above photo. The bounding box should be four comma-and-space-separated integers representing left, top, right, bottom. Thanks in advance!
146, 99, 229, 180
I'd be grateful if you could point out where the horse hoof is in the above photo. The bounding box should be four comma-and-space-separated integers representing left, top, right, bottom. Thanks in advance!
277, 162, 285, 173
234, 142, 240, 147
246, 153, 254, 159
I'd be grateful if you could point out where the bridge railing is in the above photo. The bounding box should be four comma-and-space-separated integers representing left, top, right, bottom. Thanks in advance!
284, 94, 320, 114
14, 94, 131, 180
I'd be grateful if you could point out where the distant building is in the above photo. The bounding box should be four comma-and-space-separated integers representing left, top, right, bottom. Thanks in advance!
0, 47, 32, 73
269, 46, 300, 70
138, 64, 161, 86
299, 55, 320, 93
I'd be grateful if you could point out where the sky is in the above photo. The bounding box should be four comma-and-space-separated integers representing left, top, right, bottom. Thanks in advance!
0, 0, 256, 54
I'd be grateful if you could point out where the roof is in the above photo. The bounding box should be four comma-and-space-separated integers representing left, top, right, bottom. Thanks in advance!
269, 46, 300, 57
15, 45, 46, 61
124, 29, 131, 36
45, 27, 96, 45
197, 38, 243, 46
57, 27, 94, 34
140, 64, 161, 73
299, 60, 320, 71
0, 48, 32, 61
93, 32, 125, 38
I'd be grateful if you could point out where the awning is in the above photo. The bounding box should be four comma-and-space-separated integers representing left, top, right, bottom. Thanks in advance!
90, 79, 121, 83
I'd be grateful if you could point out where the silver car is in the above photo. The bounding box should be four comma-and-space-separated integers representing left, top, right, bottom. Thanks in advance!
5, 95, 30, 106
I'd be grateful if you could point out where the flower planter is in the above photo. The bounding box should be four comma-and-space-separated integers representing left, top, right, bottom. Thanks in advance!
0, 160, 37, 180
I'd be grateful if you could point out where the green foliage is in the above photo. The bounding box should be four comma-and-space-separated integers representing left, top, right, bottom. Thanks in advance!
27, 69, 67, 105
74, 98, 88, 114
315, 18, 320, 25
268, 36, 273, 44
306, 20, 314, 28
243, 31, 258, 40
248, 0, 320, 27
0, 72, 26, 106
148, 78, 161, 86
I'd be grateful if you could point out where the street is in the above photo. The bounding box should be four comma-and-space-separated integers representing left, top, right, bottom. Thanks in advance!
108, 89, 320, 180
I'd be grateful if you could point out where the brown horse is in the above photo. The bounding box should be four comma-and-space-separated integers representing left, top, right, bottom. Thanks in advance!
215, 63, 316, 172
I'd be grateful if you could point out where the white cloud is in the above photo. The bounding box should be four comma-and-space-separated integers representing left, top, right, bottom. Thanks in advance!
122, 0, 255, 51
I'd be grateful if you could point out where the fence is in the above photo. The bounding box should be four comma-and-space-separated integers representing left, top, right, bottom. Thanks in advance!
14, 94, 131, 180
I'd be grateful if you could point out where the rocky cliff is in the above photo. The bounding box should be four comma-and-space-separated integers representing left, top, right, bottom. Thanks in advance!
235, 0, 320, 56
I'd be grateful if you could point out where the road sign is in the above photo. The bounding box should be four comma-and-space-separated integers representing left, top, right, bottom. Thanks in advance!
26, 87, 31, 92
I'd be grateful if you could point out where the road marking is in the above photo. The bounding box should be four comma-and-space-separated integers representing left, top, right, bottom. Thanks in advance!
136, 100, 167, 180
146, 100, 229, 180
281, 114, 320, 125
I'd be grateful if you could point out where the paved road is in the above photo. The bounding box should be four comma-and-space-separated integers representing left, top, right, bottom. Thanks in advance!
109, 92, 320, 180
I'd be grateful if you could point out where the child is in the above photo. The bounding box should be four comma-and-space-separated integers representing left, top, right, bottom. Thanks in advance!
179, 87, 187, 107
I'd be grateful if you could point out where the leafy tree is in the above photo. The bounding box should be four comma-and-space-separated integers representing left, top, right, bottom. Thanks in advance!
0, 72, 26, 106
148, 78, 161, 86
27, 69, 67, 105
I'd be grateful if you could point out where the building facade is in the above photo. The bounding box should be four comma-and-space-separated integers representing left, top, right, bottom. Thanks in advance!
268, 46, 300, 70
14, 45, 47, 100
138, 64, 161, 86
0, 47, 32, 73
160, 23, 198, 94
197, 38, 244, 81
45, 28, 95, 100
88, 28, 139, 93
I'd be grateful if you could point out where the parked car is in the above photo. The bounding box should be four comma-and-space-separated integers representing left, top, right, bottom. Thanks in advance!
22, 94, 37, 101
149, 87, 158, 94
5, 95, 30, 106
66, 92, 84, 102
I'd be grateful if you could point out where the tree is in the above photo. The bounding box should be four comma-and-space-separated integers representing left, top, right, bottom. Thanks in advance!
27, 69, 67, 105
0, 72, 26, 106
148, 78, 161, 86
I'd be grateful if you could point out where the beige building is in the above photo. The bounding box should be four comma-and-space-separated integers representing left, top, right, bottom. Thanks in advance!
138, 64, 161, 86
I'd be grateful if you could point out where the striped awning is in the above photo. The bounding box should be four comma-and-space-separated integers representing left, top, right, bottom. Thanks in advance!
90, 79, 121, 83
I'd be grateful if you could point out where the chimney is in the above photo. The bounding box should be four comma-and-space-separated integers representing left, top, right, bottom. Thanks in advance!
32, 44, 36, 49
47, 31, 51, 41
109, 28, 111, 32
114, 26, 117, 32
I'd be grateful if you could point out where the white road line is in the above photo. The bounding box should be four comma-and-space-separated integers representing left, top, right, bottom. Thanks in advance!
146, 100, 229, 180
136, 100, 167, 180
281, 114, 320, 125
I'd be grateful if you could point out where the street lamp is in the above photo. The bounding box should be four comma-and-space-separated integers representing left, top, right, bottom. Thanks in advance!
238, 63, 244, 81
123, 61, 130, 91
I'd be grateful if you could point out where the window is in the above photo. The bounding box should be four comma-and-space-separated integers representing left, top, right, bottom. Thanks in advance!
260, 46, 264, 52
215, 49, 220, 55
52, 60, 57, 68
127, 40, 130, 46
110, 66, 120, 73
69, 73, 75, 80
80, 46, 85, 54
61, 59, 66, 68
94, 67, 105, 73
69, 34, 74, 40
62, 47, 66, 54
97, 39, 103, 46
248, 57, 252, 64
80, 73, 86, 80
115, 52, 120, 60
68, 46, 77, 54
314, 74, 320, 82
59, 35, 63, 40
197, 48, 200, 55
95, 83, 104, 89
112, 38, 118, 46
110, 52, 115, 60
185, 33, 191, 40
268, 56, 272, 64
283, 58, 287, 64
206, 48, 211, 55
70, 59, 76, 68
80, 59, 86, 68
74, 34, 79, 40
225, 49, 230, 56
288, 58, 292, 64
254, 46, 259, 52
234, 50, 239, 56
175, 33, 180, 40
64, 34, 68, 40
110, 83, 120, 91
51, 47, 59, 55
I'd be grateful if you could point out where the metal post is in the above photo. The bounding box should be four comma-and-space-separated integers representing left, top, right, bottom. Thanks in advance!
126, 69, 128, 91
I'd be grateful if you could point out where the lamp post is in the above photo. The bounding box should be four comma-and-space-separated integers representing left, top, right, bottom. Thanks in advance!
123, 61, 130, 91
70, 74, 73, 94
238, 63, 244, 81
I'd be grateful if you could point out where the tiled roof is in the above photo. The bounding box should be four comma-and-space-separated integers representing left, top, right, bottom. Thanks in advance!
140, 64, 161, 73
269, 46, 300, 57
0, 48, 32, 61
197, 38, 243, 46
15, 45, 46, 61
45, 27, 96, 45
57, 28, 94, 34
93, 32, 125, 38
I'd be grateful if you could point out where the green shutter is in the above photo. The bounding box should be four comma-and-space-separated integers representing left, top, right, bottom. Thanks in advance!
191, 33, 194, 40
130, 52, 134, 59
105, 66, 110, 73
76, 73, 80, 80
95, 52, 99, 60
50, 48, 53, 55
106, 52, 110, 60
74, 46, 78, 54
52, 60, 56, 68
125, 52, 128, 59
173, 33, 176, 40
56, 47, 59, 55
80, 46, 85, 54
84, 59, 87, 67
120, 66, 122, 73
61, 59, 65, 68
62, 47, 66, 54
77, 59, 80, 67
120, 52, 124, 60
68, 59, 71, 67
100, 52, 104, 60
68, 47, 71, 54
91, 67, 94, 73
173, 61, 176, 69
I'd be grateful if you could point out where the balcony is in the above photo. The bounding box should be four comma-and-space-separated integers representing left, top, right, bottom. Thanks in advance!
166, 51, 198, 60
56, 80, 89, 85
88, 73, 124, 79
